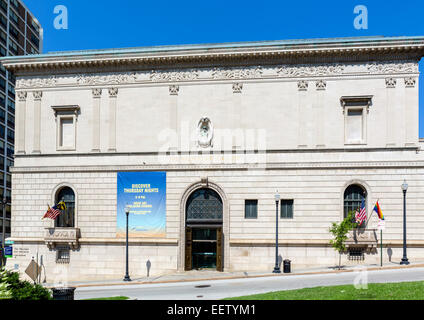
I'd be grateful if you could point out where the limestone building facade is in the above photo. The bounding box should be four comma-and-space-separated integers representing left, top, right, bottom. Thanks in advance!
1, 36, 424, 281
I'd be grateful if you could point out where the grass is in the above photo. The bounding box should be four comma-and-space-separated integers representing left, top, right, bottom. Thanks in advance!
225, 281, 424, 300
83, 296, 130, 300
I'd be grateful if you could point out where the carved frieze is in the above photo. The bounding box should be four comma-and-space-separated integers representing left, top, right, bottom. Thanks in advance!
77, 72, 137, 85
150, 70, 199, 82
12, 60, 420, 90
211, 67, 263, 80
367, 61, 419, 74
278, 64, 345, 78
16, 76, 57, 89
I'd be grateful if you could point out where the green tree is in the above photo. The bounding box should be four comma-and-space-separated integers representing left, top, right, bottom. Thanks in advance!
329, 211, 358, 270
0, 268, 12, 299
0, 268, 52, 300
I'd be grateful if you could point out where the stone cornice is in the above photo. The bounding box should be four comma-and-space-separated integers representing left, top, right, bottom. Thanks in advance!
10, 160, 424, 173
13, 61, 420, 90
2, 36, 424, 74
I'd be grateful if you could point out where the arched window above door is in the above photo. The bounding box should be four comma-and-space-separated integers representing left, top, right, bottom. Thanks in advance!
186, 188, 223, 223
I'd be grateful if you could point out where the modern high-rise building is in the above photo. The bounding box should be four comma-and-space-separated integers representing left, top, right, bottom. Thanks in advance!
0, 0, 42, 249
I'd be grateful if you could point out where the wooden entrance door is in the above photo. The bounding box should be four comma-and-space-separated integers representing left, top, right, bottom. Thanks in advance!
185, 227, 192, 271
216, 227, 223, 272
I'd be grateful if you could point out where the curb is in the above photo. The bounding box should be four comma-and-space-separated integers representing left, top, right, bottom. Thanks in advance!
53, 263, 424, 289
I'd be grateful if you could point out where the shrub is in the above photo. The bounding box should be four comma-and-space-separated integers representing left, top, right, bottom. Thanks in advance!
0, 268, 52, 300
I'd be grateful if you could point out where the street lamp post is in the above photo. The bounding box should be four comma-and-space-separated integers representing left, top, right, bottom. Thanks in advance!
123, 206, 132, 281
273, 192, 281, 273
400, 180, 410, 265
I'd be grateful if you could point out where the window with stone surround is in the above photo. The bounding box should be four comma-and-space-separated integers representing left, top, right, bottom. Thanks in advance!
52, 105, 80, 151
280, 199, 294, 219
344, 184, 367, 219
245, 200, 258, 219
55, 187, 75, 228
340, 96, 372, 145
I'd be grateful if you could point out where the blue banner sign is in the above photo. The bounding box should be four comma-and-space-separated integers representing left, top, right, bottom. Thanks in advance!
117, 172, 166, 238
4, 246, 12, 258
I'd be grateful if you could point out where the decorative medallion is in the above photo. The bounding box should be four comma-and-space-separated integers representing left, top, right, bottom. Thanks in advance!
385, 78, 397, 88
298, 80, 308, 91
404, 77, 416, 88
197, 117, 214, 148
169, 85, 180, 96
17, 91, 28, 101
232, 83, 243, 93
316, 80, 327, 90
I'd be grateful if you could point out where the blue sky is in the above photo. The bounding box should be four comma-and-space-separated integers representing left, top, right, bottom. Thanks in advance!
24, 0, 424, 135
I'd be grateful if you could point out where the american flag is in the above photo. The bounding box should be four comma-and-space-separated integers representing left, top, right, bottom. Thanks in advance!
42, 202, 66, 220
355, 199, 367, 226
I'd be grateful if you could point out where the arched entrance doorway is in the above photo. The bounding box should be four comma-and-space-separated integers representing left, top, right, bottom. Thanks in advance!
185, 188, 223, 271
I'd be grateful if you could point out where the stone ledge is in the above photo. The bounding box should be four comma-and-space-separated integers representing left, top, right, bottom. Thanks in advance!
7, 237, 179, 245
229, 239, 424, 247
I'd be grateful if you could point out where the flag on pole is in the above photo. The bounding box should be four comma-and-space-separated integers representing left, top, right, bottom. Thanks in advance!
355, 199, 367, 226
42, 201, 66, 220
373, 201, 384, 220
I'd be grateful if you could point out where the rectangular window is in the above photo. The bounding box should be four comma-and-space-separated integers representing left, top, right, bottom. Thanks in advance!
245, 200, 258, 219
7, 113, 14, 127
60, 118, 74, 148
53, 106, 79, 151
6, 128, 13, 144
0, 108, 4, 123
341, 96, 372, 145
6, 143, 13, 158
5, 174, 10, 188
281, 200, 294, 219
6, 159, 13, 173
7, 99, 14, 113
346, 109, 363, 143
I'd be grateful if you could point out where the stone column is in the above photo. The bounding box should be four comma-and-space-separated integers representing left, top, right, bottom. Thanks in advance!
297, 81, 308, 148
16, 91, 27, 155
92, 88, 102, 152
108, 88, 118, 152
404, 77, 418, 146
315, 80, 326, 148
32, 91, 42, 154
385, 78, 397, 147
169, 85, 179, 150
232, 83, 243, 150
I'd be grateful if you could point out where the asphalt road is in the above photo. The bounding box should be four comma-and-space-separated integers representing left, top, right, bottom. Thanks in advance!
75, 267, 424, 300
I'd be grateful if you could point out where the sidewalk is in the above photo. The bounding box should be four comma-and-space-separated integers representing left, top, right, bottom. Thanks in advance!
44, 260, 424, 289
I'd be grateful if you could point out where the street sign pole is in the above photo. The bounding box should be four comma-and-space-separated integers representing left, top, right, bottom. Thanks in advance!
380, 229, 383, 267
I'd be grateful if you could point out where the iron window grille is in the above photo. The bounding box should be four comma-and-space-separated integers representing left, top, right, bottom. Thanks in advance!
56, 247, 70, 264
